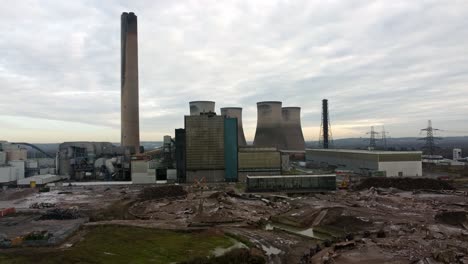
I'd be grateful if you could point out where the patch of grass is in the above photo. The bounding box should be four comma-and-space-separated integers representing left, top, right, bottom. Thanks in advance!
0, 225, 234, 264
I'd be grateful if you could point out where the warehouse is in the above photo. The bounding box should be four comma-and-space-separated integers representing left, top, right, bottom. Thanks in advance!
306, 149, 422, 177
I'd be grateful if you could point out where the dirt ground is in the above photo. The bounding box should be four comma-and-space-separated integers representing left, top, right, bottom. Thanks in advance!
0, 181, 467, 264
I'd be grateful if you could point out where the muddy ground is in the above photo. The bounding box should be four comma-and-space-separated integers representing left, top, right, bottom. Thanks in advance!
0, 180, 467, 264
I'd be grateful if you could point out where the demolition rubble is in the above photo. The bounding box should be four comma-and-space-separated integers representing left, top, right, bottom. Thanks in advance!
0, 179, 467, 264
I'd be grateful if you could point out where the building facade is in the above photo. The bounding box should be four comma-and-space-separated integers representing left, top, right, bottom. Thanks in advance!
306, 149, 422, 177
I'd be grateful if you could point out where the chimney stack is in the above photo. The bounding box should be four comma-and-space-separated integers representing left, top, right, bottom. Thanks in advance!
121, 12, 140, 154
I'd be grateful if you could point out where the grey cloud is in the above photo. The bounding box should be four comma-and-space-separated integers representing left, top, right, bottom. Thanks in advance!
0, 0, 467, 142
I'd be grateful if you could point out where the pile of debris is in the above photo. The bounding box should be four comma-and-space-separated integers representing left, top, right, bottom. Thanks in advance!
30, 202, 55, 209
138, 185, 187, 201
355, 177, 454, 191
39, 208, 82, 220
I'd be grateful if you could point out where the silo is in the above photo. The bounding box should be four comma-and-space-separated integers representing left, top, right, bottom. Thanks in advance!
282, 107, 305, 151
189, 101, 215, 116
253, 101, 286, 149
220, 107, 247, 146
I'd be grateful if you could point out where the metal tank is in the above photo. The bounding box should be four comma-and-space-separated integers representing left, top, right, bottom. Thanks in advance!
282, 107, 305, 151
189, 101, 215, 116
220, 107, 247, 146
121, 12, 140, 154
253, 101, 286, 149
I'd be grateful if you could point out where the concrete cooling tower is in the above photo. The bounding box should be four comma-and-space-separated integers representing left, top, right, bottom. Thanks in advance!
121, 12, 140, 154
220, 107, 247, 146
190, 101, 215, 116
282, 107, 305, 151
253, 101, 286, 149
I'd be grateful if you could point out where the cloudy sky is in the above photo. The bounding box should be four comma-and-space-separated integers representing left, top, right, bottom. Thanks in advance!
1, 0, 467, 143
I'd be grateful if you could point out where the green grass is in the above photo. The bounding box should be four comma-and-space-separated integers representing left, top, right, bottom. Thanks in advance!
0, 225, 235, 264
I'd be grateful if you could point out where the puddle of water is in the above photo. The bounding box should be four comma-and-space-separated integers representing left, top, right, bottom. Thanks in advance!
261, 245, 282, 255
264, 223, 331, 240
211, 240, 247, 257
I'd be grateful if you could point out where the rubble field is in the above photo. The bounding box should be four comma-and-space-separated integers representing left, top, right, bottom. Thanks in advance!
0, 179, 467, 264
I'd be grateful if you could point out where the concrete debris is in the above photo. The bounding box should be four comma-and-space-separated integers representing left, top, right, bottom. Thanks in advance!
1, 181, 468, 263
356, 177, 454, 191
435, 211, 468, 229
30, 202, 56, 209
138, 185, 187, 200
39, 208, 82, 220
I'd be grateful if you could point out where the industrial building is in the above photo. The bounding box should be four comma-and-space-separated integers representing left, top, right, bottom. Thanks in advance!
58, 142, 125, 180
306, 149, 423, 177
238, 147, 282, 181
183, 112, 238, 182
0, 141, 57, 184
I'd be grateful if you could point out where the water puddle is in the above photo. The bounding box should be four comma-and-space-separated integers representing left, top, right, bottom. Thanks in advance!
264, 223, 331, 240
211, 240, 247, 257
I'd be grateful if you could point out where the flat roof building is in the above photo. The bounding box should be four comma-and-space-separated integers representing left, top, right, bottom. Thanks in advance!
306, 149, 422, 177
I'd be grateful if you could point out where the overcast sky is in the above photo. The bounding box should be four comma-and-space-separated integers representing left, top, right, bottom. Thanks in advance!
1, 0, 467, 143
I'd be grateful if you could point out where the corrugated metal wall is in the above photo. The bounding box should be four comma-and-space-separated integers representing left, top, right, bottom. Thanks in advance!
246, 175, 336, 192
238, 151, 281, 169
224, 118, 238, 182
175, 129, 186, 183
185, 115, 225, 170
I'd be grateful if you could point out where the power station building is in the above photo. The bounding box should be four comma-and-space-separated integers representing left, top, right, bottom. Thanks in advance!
175, 102, 239, 183
306, 149, 423, 177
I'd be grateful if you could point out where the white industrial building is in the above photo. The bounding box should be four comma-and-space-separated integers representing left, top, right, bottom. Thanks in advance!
306, 149, 422, 177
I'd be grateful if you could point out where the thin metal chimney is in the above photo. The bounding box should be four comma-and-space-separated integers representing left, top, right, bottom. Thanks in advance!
121, 12, 140, 154
282, 107, 305, 151
221, 107, 247, 146
253, 101, 286, 149
322, 99, 329, 148
189, 101, 215, 116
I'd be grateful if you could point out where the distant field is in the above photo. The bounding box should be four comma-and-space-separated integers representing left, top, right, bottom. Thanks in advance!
0, 225, 235, 264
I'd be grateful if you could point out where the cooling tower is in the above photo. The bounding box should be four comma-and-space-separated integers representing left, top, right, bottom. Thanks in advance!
253, 101, 286, 149
282, 107, 305, 151
221, 107, 247, 146
121, 12, 140, 154
189, 101, 215, 116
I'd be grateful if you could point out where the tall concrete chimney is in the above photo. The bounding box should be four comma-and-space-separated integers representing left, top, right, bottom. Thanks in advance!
253, 101, 286, 149
121, 12, 140, 154
189, 101, 215, 116
282, 107, 305, 151
221, 107, 247, 146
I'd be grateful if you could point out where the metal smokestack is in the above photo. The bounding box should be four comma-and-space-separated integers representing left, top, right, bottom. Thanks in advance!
121, 12, 140, 154
221, 107, 247, 146
282, 107, 305, 151
253, 101, 286, 149
322, 99, 329, 149
189, 101, 215, 116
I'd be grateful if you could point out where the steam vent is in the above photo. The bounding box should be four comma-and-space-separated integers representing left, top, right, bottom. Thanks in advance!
221, 107, 247, 146
121, 12, 140, 154
253, 101, 286, 149
189, 101, 215, 116
282, 107, 305, 151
